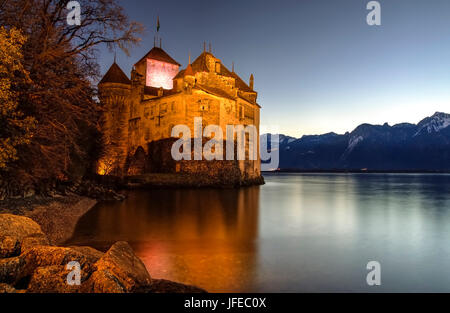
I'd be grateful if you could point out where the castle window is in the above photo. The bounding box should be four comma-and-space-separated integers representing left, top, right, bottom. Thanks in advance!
239, 105, 244, 120
225, 103, 231, 114
244, 104, 254, 119
150, 105, 155, 117
199, 99, 209, 111
160, 103, 167, 114
171, 102, 175, 112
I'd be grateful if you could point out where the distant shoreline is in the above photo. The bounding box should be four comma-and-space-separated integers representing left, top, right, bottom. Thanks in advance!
263, 169, 450, 174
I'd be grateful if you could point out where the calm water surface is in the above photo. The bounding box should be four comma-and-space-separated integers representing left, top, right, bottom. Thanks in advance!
67, 173, 450, 292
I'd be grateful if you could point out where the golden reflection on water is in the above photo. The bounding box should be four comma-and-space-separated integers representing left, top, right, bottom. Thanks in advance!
68, 174, 450, 292
68, 187, 260, 292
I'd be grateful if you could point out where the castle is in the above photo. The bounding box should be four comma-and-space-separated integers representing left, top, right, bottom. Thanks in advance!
97, 42, 262, 186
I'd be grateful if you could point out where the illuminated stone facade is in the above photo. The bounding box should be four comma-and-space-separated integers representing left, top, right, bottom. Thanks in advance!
98, 45, 262, 184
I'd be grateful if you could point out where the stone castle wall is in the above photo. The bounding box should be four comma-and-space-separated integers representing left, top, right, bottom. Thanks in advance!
125, 138, 260, 185
97, 83, 131, 176
97, 49, 262, 184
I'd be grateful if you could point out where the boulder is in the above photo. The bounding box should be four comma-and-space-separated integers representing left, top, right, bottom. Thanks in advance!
91, 241, 151, 293
0, 214, 48, 257
0, 283, 16, 293
21, 234, 50, 253
68, 246, 104, 264
26, 265, 89, 293
0, 239, 153, 293
0, 236, 20, 258
0, 256, 26, 285
20, 246, 98, 282
85, 269, 126, 293
19, 246, 103, 293
0, 214, 44, 242
0, 214, 206, 293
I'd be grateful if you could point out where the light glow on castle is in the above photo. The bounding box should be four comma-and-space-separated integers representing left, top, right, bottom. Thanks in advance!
97, 40, 262, 186
146, 59, 179, 89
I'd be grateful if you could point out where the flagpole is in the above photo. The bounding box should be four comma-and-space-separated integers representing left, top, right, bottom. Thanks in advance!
156, 15, 160, 48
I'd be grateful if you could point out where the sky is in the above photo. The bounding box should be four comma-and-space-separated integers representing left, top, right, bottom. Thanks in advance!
98, 0, 450, 138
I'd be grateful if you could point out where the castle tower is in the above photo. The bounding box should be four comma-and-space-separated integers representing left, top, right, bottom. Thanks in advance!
134, 47, 180, 89
96, 43, 263, 184
97, 62, 131, 175
183, 55, 195, 88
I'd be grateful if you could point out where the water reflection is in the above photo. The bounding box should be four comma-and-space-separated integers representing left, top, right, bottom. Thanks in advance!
67, 187, 260, 292
67, 173, 450, 292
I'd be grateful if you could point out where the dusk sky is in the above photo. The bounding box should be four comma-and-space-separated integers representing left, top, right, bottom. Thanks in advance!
98, 0, 450, 137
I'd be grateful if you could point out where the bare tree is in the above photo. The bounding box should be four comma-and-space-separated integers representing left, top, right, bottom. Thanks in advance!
0, 0, 144, 186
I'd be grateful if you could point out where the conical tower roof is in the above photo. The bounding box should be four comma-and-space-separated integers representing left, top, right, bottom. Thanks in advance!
135, 47, 181, 66
184, 63, 194, 76
99, 62, 131, 85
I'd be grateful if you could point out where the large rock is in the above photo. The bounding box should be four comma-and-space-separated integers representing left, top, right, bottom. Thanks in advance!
17, 246, 104, 292
0, 256, 26, 285
21, 246, 98, 278
68, 246, 104, 263
86, 269, 126, 293
19, 243, 153, 293
20, 234, 50, 253
0, 214, 206, 293
26, 265, 89, 293
90, 241, 152, 293
0, 214, 48, 257
0, 283, 16, 293
0, 214, 44, 241
0, 236, 20, 258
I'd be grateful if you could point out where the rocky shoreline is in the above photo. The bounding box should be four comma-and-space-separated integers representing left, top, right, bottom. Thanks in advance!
0, 176, 131, 245
0, 173, 264, 244
0, 174, 264, 293
0, 194, 98, 245
0, 214, 206, 293
125, 173, 265, 189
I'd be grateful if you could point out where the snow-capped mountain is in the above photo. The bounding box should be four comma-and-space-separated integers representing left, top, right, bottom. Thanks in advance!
415, 112, 450, 136
261, 112, 450, 171
259, 133, 297, 153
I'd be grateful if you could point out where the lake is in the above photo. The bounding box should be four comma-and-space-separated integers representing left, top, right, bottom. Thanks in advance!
66, 173, 450, 292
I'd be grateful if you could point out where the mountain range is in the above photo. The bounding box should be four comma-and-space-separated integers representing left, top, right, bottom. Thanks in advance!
261, 112, 450, 171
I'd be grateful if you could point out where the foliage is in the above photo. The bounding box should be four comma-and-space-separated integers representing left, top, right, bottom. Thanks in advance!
0, 0, 143, 186
0, 27, 35, 169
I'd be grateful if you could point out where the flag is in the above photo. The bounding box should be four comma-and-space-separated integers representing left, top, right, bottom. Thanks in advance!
157, 16, 160, 32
